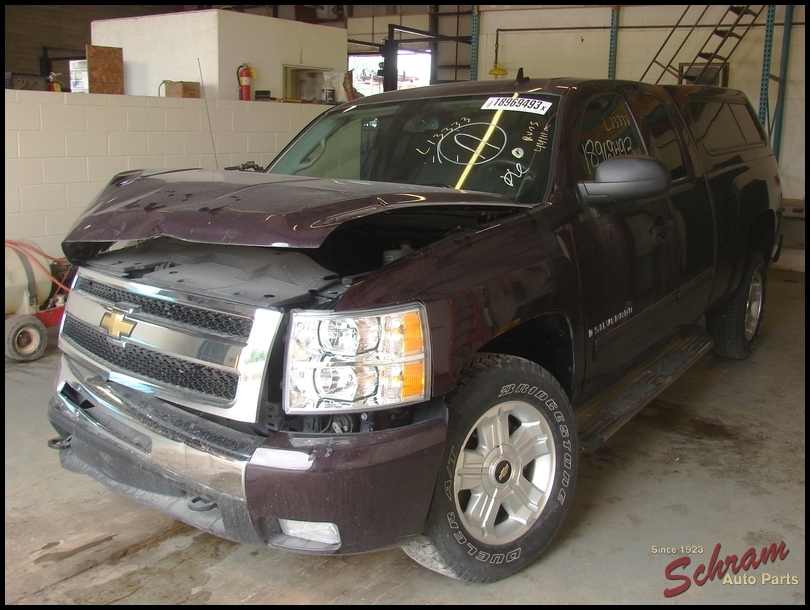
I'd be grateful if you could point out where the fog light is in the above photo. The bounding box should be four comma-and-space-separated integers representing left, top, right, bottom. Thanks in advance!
279, 519, 341, 545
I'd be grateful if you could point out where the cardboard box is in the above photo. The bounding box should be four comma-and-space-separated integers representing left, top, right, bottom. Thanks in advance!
164, 81, 201, 98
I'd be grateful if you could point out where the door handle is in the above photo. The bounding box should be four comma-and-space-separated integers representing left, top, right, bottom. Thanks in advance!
650, 218, 673, 237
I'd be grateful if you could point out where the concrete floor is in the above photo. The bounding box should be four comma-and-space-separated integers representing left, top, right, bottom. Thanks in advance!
5, 269, 805, 605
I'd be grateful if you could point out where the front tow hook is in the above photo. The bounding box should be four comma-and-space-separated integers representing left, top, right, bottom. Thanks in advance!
47, 435, 71, 450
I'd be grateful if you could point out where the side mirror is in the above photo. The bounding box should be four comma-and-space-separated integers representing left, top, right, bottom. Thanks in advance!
576, 155, 670, 207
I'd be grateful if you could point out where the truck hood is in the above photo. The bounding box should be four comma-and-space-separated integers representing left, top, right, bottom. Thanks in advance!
62, 168, 517, 262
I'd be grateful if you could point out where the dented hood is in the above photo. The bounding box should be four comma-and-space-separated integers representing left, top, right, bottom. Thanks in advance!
62, 168, 515, 262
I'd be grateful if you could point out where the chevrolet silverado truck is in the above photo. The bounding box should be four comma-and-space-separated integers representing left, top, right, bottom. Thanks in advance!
48, 77, 782, 582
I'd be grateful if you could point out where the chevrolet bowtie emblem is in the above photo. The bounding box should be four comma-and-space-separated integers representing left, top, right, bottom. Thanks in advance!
100, 307, 137, 340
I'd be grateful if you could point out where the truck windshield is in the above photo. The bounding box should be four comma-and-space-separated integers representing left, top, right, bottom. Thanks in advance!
267, 94, 558, 204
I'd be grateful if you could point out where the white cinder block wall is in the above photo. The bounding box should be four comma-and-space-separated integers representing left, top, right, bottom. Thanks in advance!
91, 10, 348, 101
5, 90, 327, 257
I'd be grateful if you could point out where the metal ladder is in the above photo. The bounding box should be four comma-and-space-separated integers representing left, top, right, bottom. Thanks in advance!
640, 5, 766, 85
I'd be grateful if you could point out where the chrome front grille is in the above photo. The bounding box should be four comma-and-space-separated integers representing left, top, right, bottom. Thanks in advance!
59, 267, 283, 424
73, 276, 253, 339
62, 314, 239, 400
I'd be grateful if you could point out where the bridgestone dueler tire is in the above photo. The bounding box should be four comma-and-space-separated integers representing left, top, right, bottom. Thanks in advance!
5, 315, 48, 362
404, 354, 578, 582
706, 250, 767, 360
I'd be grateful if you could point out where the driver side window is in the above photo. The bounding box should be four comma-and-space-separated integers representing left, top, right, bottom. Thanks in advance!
296, 119, 362, 179
576, 95, 642, 182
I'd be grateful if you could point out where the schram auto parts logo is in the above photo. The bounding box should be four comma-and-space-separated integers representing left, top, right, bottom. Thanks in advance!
660, 541, 798, 597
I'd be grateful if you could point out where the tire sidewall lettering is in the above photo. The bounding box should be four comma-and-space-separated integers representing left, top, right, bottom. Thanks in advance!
498, 382, 549, 402
445, 518, 523, 564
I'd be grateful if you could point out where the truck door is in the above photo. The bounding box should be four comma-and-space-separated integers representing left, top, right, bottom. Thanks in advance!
631, 92, 715, 327
569, 94, 679, 382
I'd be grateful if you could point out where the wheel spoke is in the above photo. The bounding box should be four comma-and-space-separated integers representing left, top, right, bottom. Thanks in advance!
475, 409, 510, 452
464, 490, 500, 537
456, 452, 487, 490
503, 477, 543, 523
511, 422, 550, 464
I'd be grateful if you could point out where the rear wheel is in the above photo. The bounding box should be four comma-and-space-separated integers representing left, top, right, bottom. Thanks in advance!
404, 354, 578, 582
5, 315, 48, 362
707, 250, 767, 359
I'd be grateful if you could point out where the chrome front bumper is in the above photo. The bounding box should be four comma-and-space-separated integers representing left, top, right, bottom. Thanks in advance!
49, 353, 449, 553
49, 353, 265, 543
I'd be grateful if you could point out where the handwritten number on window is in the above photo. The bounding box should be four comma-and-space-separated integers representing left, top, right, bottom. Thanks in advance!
581, 137, 634, 173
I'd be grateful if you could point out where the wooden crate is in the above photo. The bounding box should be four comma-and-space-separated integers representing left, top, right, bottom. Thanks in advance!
164, 81, 201, 98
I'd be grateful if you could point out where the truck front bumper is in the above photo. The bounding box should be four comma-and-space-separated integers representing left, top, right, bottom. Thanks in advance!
48, 355, 447, 554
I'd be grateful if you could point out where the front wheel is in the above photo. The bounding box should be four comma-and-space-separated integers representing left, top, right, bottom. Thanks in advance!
404, 354, 578, 582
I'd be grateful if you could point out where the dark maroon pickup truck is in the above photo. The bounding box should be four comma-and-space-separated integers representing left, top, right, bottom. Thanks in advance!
48, 77, 782, 582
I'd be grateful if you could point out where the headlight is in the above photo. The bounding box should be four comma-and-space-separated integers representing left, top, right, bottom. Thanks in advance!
284, 303, 430, 414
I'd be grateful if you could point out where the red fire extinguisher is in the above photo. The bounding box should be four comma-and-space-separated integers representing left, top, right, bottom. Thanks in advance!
47, 72, 62, 92
238, 64, 252, 101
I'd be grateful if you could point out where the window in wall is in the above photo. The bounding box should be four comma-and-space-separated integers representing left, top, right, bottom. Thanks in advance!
678, 62, 729, 86
283, 65, 332, 100
348, 50, 431, 97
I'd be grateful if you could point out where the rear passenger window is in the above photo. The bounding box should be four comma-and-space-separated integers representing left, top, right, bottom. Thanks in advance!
688, 101, 747, 154
729, 102, 766, 145
576, 95, 642, 181
636, 94, 687, 181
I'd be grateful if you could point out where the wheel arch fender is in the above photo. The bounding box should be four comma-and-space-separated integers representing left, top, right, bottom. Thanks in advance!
477, 311, 575, 401
747, 208, 777, 267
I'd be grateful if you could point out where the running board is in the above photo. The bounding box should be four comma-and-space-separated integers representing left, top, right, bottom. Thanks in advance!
576, 325, 714, 451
